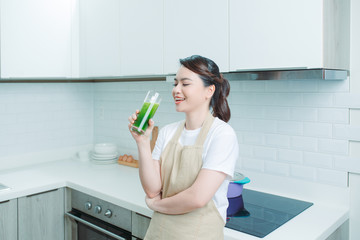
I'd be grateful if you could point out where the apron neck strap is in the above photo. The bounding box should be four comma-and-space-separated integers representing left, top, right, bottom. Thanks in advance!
171, 112, 215, 146
194, 112, 215, 146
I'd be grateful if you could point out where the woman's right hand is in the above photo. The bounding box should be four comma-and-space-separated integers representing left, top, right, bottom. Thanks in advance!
128, 110, 154, 144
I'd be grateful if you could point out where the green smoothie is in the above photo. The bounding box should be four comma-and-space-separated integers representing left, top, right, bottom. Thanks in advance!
131, 102, 160, 134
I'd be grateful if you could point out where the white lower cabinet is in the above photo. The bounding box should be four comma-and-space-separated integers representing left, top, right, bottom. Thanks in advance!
0, 199, 17, 240
132, 212, 151, 240
18, 188, 65, 240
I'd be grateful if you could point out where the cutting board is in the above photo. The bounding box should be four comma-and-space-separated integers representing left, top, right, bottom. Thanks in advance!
118, 126, 159, 168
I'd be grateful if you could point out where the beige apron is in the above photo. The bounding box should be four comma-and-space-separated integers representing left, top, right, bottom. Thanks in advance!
145, 112, 225, 240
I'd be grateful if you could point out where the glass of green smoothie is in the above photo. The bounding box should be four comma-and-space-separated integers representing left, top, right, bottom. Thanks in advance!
131, 90, 161, 135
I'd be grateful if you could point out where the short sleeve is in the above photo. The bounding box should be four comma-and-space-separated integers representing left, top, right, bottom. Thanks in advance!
202, 125, 239, 179
151, 127, 166, 160
151, 121, 180, 160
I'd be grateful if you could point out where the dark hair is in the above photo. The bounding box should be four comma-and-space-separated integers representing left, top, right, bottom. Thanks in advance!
179, 55, 231, 122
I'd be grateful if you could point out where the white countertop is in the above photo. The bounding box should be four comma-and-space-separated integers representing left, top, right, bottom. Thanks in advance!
0, 158, 349, 240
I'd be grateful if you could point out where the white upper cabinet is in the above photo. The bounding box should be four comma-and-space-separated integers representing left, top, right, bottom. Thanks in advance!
164, 0, 229, 74
229, 0, 350, 71
79, 0, 122, 77
119, 0, 163, 76
0, 0, 73, 78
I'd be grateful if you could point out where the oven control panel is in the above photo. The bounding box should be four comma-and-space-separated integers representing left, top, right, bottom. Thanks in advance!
71, 189, 131, 232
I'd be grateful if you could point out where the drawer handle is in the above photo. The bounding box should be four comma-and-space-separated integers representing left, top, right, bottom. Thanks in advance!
65, 212, 126, 240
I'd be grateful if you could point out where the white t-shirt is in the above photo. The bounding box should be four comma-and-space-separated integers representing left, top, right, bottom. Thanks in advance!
152, 117, 239, 222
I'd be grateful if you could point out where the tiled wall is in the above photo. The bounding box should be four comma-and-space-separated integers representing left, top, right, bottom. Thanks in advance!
0, 78, 357, 188
94, 77, 356, 188
0, 83, 93, 158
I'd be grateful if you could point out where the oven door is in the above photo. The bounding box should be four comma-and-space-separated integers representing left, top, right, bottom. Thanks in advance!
66, 209, 132, 240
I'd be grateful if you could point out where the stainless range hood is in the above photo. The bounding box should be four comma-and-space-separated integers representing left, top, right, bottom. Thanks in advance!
223, 68, 348, 81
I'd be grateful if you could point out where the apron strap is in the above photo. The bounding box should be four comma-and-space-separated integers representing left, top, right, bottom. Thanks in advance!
195, 112, 215, 146
170, 111, 215, 146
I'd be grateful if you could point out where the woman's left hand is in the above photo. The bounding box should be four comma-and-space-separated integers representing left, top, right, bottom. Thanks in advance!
145, 193, 161, 211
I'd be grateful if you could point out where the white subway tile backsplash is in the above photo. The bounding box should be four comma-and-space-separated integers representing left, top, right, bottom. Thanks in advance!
238, 144, 253, 157
290, 107, 318, 121
1, 76, 356, 187
264, 106, 290, 120
253, 146, 277, 160
276, 121, 303, 135
253, 93, 279, 106
333, 124, 360, 141
318, 108, 349, 123
265, 134, 290, 148
0, 83, 93, 159
290, 165, 316, 181
303, 152, 333, 168
316, 169, 348, 187
253, 119, 277, 133
318, 78, 350, 92
333, 156, 360, 173
277, 149, 303, 164
291, 136, 318, 151
318, 139, 349, 155
288, 79, 318, 92
303, 122, 332, 138
302, 93, 334, 107
264, 80, 289, 92
274, 93, 303, 106
334, 93, 360, 108
242, 132, 265, 145
241, 157, 265, 172
264, 161, 290, 176
243, 81, 266, 92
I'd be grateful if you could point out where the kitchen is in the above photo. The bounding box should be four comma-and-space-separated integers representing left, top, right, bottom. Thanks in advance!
0, 0, 359, 239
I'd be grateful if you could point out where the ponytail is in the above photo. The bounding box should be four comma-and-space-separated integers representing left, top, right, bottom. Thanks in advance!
211, 74, 231, 122
179, 55, 231, 122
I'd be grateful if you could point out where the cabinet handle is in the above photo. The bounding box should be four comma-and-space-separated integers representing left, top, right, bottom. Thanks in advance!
0, 200, 10, 204
65, 212, 127, 240
26, 188, 58, 198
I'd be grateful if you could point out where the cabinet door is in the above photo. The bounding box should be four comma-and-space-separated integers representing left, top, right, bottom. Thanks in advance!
229, 0, 323, 71
79, 0, 121, 77
0, 199, 17, 240
164, 0, 229, 74
18, 188, 65, 240
131, 212, 151, 239
0, 0, 72, 78
119, 0, 163, 76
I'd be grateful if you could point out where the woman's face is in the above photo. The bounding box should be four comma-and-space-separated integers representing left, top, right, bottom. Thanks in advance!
172, 66, 214, 114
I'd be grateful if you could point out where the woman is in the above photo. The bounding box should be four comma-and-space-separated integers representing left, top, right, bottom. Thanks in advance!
128, 55, 239, 239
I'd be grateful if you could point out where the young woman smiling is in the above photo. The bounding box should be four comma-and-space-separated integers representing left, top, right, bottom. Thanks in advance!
128, 55, 239, 240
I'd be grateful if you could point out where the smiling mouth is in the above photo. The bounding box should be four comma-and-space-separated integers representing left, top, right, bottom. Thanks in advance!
175, 97, 185, 104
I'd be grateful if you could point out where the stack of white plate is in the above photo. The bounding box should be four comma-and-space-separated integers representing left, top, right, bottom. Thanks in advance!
90, 143, 118, 164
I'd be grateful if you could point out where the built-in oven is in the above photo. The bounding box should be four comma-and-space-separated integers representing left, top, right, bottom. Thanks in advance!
66, 189, 133, 240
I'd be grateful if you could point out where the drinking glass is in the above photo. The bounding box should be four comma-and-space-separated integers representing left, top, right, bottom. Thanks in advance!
131, 90, 161, 135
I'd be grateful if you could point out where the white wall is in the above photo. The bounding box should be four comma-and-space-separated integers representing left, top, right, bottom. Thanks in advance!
93, 75, 355, 189
0, 83, 93, 160
349, 0, 360, 238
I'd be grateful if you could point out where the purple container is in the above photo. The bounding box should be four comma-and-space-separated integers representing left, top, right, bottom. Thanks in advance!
227, 182, 244, 198
227, 194, 244, 216
226, 174, 250, 216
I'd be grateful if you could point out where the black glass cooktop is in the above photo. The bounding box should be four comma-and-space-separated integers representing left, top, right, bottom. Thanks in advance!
225, 189, 313, 238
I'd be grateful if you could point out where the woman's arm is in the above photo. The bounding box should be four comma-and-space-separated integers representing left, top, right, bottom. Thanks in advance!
146, 169, 226, 214
128, 112, 162, 198
137, 138, 162, 198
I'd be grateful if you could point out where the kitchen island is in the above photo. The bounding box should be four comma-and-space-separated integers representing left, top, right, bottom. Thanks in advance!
0, 158, 349, 240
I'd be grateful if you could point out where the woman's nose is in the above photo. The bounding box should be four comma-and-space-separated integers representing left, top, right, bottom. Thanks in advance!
173, 84, 181, 93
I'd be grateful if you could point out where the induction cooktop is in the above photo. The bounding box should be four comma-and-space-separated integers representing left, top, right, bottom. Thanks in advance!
225, 189, 313, 238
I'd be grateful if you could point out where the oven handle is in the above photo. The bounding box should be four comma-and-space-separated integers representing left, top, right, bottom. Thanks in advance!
65, 212, 127, 240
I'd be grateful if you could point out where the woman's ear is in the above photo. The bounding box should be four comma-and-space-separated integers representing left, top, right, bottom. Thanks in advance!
206, 85, 215, 99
